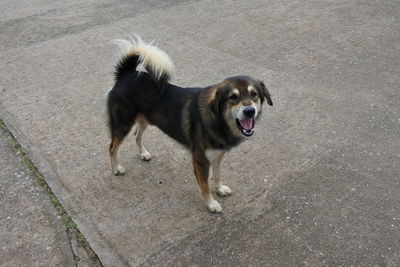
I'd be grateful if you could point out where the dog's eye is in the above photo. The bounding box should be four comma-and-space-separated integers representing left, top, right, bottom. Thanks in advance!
251, 91, 258, 98
229, 94, 238, 101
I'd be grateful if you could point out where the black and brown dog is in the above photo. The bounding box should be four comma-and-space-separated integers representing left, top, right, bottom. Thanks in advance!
107, 36, 273, 213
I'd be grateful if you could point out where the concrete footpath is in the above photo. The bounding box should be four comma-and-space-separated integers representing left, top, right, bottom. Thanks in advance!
1, 0, 399, 265
0, 123, 75, 266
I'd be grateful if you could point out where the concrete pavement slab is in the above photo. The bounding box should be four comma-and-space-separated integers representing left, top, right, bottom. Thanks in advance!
1, 0, 399, 265
0, 123, 75, 266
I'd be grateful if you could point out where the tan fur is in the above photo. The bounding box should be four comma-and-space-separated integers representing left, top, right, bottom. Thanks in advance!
109, 136, 125, 175
247, 85, 257, 94
109, 136, 122, 159
198, 85, 229, 147
192, 153, 222, 213
191, 155, 211, 199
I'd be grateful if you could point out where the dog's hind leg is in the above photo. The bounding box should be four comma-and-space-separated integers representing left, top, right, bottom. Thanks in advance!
108, 106, 135, 175
134, 117, 152, 161
109, 134, 126, 175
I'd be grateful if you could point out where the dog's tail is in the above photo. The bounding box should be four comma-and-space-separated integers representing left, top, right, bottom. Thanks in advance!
113, 35, 174, 83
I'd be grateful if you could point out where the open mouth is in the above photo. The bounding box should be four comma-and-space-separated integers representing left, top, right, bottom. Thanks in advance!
235, 118, 255, 137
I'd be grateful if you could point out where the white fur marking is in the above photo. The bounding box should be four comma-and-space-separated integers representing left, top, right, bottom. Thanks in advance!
236, 87, 259, 121
227, 88, 240, 100
135, 122, 152, 161
216, 185, 232, 196
205, 149, 233, 197
237, 105, 258, 121
140, 151, 151, 161
206, 197, 222, 213
247, 85, 256, 94
111, 146, 125, 175
113, 165, 126, 175
113, 35, 174, 81
205, 149, 224, 162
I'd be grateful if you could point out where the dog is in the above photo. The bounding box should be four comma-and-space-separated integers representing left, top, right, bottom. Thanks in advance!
107, 36, 273, 213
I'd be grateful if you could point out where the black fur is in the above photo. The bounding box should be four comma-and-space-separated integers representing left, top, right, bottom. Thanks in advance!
107, 54, 272, 153
107, 70, 241, 151
114, 55, 140, 81
107, 46, 275, 212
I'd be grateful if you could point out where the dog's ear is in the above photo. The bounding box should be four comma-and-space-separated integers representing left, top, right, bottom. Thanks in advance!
209, 88, 221, 116
259, 81, 273, 106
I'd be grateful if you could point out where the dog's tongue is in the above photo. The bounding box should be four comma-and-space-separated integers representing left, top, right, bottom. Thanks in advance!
240, 119, 253, 130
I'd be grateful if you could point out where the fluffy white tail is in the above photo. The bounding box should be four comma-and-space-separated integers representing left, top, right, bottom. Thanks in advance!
113, 35, 174, 81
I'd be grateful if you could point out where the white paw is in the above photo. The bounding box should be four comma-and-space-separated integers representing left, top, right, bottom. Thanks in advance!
216, 185, 232, 196
113, 165, 126, 175
206, 199, 222, 213
140, 151, 152, 161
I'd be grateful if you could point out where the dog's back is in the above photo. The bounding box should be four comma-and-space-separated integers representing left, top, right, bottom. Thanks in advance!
107, 36, 200, 148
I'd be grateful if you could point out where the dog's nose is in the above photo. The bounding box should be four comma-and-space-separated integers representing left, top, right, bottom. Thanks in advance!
243, 106, 255, 117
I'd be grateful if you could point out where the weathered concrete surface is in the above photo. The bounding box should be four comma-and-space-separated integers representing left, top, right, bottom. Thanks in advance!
1, 0, 399, 265
0, 125, 75, 266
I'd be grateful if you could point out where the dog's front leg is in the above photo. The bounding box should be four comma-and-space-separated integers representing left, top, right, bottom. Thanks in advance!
192, 154, 222, 213
207, 151, 232, 196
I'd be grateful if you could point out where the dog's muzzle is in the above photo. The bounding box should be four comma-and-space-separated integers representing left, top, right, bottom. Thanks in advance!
236, 106, 256, 137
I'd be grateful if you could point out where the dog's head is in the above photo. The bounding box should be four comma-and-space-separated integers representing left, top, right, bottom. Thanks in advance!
209, 75, 273, 137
